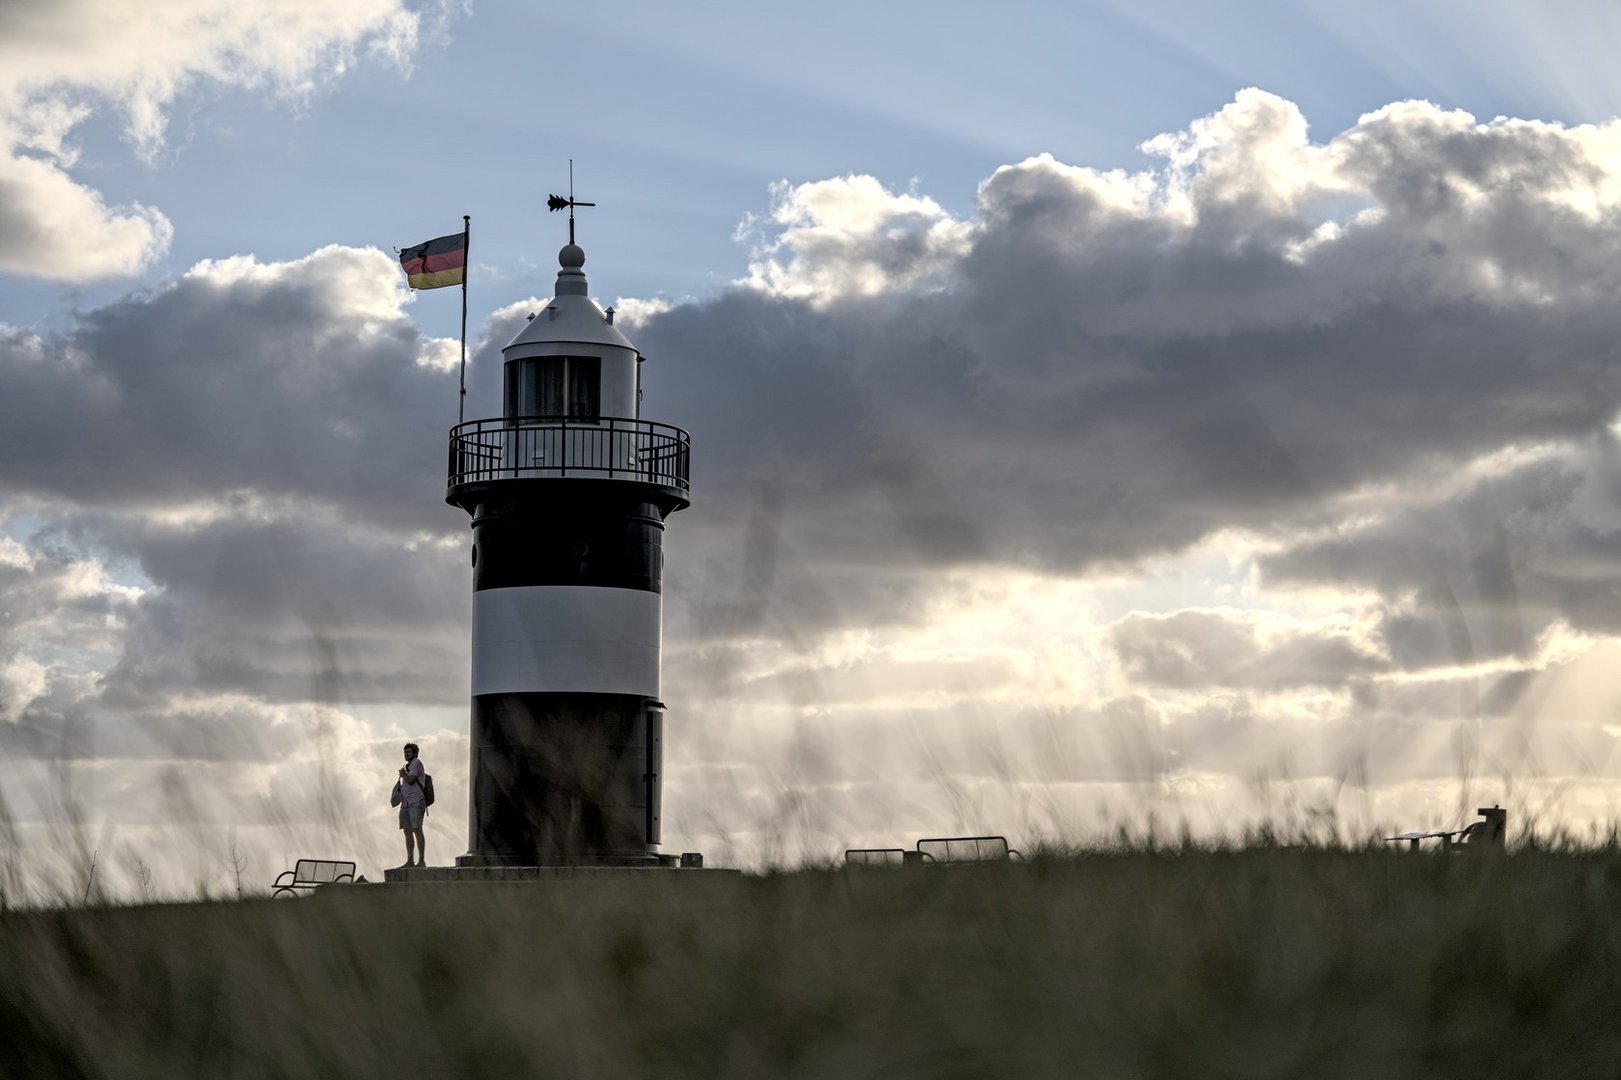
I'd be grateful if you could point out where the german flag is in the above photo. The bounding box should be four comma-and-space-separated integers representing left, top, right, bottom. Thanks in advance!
399, 231, 466, 289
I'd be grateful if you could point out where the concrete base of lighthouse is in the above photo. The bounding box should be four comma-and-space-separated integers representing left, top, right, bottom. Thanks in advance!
379, 861, 735, 885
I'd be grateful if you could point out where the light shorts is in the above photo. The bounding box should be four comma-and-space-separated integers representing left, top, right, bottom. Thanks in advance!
398, 800, 426, 830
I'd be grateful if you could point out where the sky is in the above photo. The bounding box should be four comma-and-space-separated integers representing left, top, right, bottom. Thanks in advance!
8, 0, 1621, 899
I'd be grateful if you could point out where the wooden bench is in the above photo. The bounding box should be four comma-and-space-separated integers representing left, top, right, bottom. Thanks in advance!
272, 859, 357, 897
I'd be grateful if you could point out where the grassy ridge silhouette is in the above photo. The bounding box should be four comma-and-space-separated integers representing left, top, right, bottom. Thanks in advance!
4, 839, 1621, 1078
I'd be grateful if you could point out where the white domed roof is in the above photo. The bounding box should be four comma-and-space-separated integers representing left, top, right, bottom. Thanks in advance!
503, 243, 636, 354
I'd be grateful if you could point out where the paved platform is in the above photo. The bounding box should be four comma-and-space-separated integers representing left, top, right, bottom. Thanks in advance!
381, 863, 738, 884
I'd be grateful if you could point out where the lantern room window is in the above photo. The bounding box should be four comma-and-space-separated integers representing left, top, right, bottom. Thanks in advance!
505, 356, 601, 419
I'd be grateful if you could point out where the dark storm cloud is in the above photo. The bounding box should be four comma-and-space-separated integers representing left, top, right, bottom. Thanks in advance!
14, 90, 1621, 671
1346, 669, 1541, 727
1265, 436, 1621, 670
90, 512, 470, 710
649, 97, 1610, 568
0, 248, 480, 778
1110, 610, 1386, 690
12, 89, 1621, 842
1, 690, 308, 764
0, 249, 458, 532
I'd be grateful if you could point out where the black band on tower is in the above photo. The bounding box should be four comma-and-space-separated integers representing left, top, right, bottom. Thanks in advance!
463, 693, 663, 864
470, 489, 666, 594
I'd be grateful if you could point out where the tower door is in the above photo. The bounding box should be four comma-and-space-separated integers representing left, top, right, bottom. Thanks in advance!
645, 704, 664, 845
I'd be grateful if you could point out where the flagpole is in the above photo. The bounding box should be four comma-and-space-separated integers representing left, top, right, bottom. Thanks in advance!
459, 215, 470, 424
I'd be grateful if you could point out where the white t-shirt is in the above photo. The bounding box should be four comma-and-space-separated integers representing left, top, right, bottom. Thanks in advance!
400, 758, 426, 805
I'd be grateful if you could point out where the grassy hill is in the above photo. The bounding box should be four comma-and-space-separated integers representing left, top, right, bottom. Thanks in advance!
4, 846, 1621, 1078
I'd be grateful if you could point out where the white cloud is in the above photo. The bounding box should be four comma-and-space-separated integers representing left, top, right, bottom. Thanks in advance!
1142, 88, 1346, 219
414, 336, 462, 373
611, 295, 674, 329
19, 87, 1621, 892
0, 654, 47, 721
0, 536, 32, 570
0, 153, 175, 281
738, 175, 973, 302
0, 0, 424, 282
630, 89, 1621, 856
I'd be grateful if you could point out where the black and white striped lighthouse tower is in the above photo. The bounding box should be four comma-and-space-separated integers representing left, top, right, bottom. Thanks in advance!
444, 207, 690, 867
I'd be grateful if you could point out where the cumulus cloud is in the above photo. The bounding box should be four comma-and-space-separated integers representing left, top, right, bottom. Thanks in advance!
0, 155, 175, 281
0, 245, 450, 521
610, 295, 674, 329
738, 175, 973, 301
644, 90, 1621, 596
0, 242, 471, 880
17, 88, 1621, 890
0, 0, 424, 281
634, 89, 1621, 844
1263, 432, 1621, 672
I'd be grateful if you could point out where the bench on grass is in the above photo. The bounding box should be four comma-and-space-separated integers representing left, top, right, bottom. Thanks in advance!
917, 835, 1018, 863
845, 835, 1021, 868
273, 859, 357, 897
1385, 806, 1508, 853
845, 847, 907, 868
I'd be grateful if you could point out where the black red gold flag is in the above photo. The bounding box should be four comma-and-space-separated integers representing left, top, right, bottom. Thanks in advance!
399, 232, 467, 289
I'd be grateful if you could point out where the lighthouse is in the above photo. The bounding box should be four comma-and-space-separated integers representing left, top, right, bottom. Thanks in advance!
444, 217, 690, 867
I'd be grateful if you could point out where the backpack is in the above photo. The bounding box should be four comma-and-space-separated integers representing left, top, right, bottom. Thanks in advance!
421, 773, 435, 808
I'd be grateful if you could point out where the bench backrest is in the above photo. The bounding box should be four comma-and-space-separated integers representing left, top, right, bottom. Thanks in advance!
916, 836, 1010, 863
845, 848, 906, 867
294, 859, 356, 884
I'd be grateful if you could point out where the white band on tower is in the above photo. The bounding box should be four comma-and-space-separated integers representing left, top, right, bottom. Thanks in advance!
472, 585, 662, 697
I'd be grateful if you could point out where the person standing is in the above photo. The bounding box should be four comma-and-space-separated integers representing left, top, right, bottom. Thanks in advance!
397, 742, 428, 867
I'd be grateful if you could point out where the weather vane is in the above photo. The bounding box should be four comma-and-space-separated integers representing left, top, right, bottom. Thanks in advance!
546, 159, 596, 245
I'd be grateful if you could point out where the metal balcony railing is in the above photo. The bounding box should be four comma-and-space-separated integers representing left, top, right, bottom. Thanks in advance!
447, 415, 690, 494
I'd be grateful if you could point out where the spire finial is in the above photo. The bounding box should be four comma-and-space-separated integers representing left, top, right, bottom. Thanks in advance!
546, 160, 596, 246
